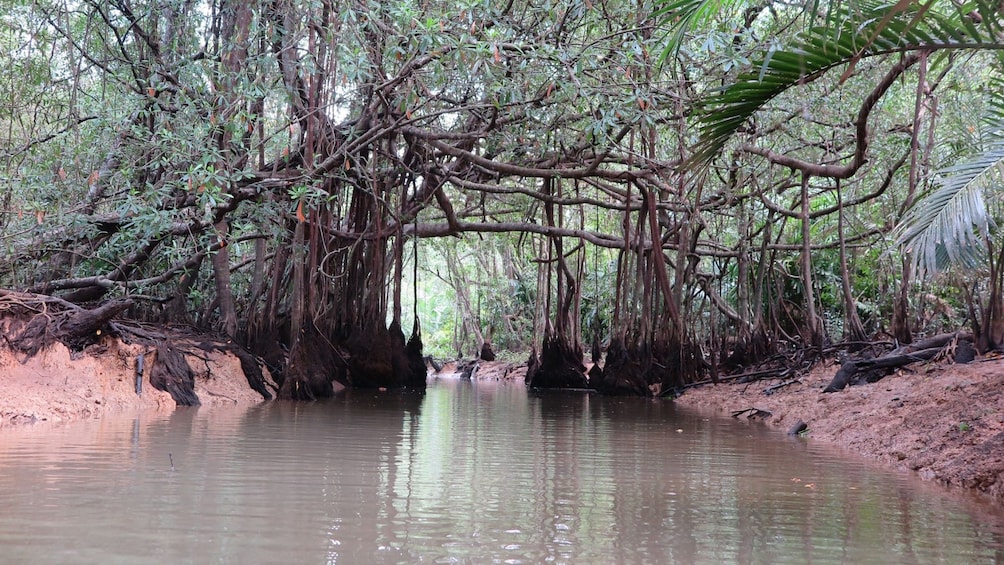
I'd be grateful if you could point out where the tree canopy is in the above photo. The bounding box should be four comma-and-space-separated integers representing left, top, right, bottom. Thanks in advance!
2, 0, 1003, 395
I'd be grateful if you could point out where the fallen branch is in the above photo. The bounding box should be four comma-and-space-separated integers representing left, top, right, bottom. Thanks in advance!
731, 407, 773, 419
823, 331, 971, 392
677, 366, 793, 391
764, 378, 801, 395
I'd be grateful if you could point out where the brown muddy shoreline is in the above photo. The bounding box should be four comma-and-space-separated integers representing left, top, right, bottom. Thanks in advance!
0, 338, 269, 427
670, 359, 1004, 502
466, 357, 1004, 502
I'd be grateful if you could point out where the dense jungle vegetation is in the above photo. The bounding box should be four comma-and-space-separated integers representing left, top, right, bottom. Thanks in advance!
2, 0, 1004, 397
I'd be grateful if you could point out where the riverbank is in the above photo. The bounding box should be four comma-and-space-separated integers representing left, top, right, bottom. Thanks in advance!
461, 356, 1004, 502
5, 341, 1002, 502
670, 358, 1004, 501
0, 338, 269, 427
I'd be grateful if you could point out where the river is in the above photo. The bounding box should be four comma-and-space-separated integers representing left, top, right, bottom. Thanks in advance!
0, 377, 1001, 564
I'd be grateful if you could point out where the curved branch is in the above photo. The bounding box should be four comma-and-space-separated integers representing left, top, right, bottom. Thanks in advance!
741, 53, 920, 179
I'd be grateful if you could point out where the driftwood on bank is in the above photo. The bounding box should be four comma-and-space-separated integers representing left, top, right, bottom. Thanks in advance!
457, 359, 479, 379
675, 349, 811, 394
823, 331, 973, 393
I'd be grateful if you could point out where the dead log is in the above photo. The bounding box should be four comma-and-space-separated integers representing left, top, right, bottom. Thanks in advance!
823, 346, 946, 392
898, 331, 972, 353
823, 331, 973, 393
149, 344, 201, 406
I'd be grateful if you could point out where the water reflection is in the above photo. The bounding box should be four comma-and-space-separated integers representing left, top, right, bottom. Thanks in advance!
0, 378, 1000, 564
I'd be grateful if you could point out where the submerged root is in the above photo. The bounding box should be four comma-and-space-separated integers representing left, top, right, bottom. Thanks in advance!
525, 332, 588, 389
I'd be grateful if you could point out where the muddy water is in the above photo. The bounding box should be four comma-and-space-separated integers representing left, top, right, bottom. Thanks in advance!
0, 378, 1001, 564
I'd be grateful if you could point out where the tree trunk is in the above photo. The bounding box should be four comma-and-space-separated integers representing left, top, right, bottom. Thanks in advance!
800, 173, 823, 348
836, 180, 867, 343
211, 221, 238, 339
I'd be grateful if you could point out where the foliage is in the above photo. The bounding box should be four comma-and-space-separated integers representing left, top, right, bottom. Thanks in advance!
684, 0, 1004, 166
896, 140, 1004, 277
2, 0, 1004, 383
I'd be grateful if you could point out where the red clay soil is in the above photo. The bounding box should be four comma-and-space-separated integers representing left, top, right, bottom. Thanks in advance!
674, 359, 1004, 501
0, 337, 270, 427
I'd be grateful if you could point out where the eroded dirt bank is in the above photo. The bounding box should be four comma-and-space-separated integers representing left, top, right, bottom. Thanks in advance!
672, 359, 1004, 501
0, 338, 270, 427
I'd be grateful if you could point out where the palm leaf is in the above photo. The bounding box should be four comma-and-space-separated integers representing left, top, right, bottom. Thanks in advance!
688, 0, 1004, 166
655, 0, 751, 63
894, 143, 1004, 278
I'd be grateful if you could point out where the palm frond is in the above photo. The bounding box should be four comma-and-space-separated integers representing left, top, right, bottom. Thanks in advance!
894, 142, 1004, 278
655, 0, 751, 63
983, 72, 1004, 136
689, 0, 1004, 166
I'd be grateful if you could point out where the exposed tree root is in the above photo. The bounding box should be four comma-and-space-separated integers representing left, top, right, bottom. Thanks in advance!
399, 320, 429, 388
230, 347, 274, 400
2, 292, 133, 357
276, 321, 427, 398
594, 336, 705, 396
279, 330, 345, 400
150, 344, 200, 406
0, 291, 274, 405
457, 360, 480, 379
346, 323, 412, 389
525, 332, 588, 389
591, 337, 648, 396
479, 342, 496, 361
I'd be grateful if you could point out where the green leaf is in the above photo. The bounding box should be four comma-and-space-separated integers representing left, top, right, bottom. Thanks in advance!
895, 141, 1004, 278
685, 0, 1004, 167
655, 0, 748, 63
